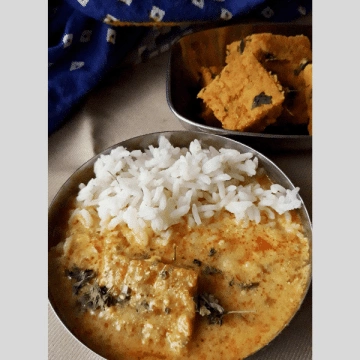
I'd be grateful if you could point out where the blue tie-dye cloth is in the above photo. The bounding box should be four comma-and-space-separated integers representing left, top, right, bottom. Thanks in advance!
48, 0, 312, 135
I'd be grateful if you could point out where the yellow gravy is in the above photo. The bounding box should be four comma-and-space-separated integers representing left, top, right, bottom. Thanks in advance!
49, 198, 311, 360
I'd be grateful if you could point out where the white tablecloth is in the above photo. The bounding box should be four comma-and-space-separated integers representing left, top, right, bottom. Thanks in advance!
49, 14, 312, 359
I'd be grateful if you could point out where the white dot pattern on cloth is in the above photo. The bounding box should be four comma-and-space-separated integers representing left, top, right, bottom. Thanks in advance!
297, 6, 307, 15
70, 61, 85, 71
192, 0, 204, 9
77, 0, 89, 6
220, 8, 233, 20
106, 28, 116, 44
149, 6, 165, 22
104, 14, 119, 25
63, 34, 73, 48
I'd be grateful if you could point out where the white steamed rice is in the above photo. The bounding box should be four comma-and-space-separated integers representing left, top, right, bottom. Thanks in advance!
75, 136, 301, 234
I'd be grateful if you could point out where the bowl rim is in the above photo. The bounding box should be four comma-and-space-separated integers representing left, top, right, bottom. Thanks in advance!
48, 130, 312, 359
167, 104, 311, 140
166, 22, 312, 150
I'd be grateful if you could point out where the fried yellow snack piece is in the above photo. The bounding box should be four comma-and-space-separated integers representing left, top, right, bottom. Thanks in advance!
302, 63, 312, 135
226, 33, 312, 126
197, 52, 285, 132
198, 66, 222, 87
197, 66, 223, 127
98, 249, 199, 356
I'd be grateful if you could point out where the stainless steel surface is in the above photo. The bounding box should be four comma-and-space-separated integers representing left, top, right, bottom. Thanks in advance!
166, 23, 312, 152
49, 130, 312, 360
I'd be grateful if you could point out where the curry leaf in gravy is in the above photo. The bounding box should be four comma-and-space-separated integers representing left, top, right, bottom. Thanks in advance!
194, 293, 225, 325
77, 283, 114, 311
194, 293, 256, 326
65, 267, 95, 295
66, 266, 130, 312
229, 278, 259, 289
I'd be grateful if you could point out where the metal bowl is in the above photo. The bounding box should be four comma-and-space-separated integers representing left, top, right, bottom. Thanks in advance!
49, 130, 312, 359
166, 23, 312, 152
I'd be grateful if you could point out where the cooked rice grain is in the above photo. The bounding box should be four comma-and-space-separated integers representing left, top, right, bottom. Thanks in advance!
75, 136, 301, 234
